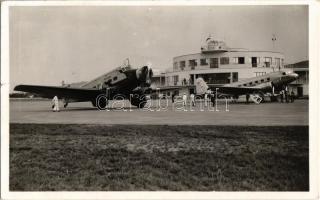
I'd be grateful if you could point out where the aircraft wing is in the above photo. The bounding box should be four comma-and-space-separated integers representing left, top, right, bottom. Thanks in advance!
216, 85, 270, 95
148, 85, 268, 95
149, 86, 185, 93
14, 85, 102, 101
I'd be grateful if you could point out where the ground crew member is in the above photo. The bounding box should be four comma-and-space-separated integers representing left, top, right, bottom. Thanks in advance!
171, 94, 175, 103
290, 91, 295, 103
182, 93, 187, 109
280, 90, 284, 103
204, 93, 208, 107
190, 93, 195, 107
246, 93, 250, 104
285, 86, 289, 103
285, 90, 289, 103
52, 95, 60, 112
210, 92, 215, 107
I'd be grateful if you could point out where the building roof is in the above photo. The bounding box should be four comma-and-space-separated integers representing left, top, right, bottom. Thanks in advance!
285, 60, 308, 68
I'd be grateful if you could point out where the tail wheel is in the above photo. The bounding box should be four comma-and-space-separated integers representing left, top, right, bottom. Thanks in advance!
258, 91, 265, 102
130, 94, 147, 108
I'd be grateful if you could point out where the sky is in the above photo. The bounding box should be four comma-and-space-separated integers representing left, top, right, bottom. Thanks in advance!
9, 5, 308, 91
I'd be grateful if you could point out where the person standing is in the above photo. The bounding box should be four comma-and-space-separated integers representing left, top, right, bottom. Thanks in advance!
182, 93, 187, 110
190, 93, 195, 107
171, 93, 175, 103
246, 93, 250, 104
285, 86, 289, 103
285, 90, 289, 103
280, 90, 284, 103
210, 92, 216, 107
52, 95, 60, 112
290, 91, 295, 103
204, 93, 208, 107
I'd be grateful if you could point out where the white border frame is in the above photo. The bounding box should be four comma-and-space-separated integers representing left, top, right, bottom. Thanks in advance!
1, 1, 319, 200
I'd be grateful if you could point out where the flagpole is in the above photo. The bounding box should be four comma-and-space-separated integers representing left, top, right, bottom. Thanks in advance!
272, 34, 276, 51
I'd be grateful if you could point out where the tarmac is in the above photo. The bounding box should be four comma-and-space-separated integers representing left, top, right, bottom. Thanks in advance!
9, 99, 308, 125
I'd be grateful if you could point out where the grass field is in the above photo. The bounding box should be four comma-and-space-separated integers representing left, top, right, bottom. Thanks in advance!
10, 124, 308, 191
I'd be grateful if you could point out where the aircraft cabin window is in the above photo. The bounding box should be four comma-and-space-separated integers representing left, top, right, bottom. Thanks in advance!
243, 84, 247, 86
255, 81, 259, 83
249, 82, 253, 85
113, 77, 118, 81
282, 72, 286, 75
267, 78, 270, 81
261, 79, 264, 82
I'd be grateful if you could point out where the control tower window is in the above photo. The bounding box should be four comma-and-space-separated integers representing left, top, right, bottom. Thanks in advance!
232, 72, 238, 82
251, 57, 257, 67
233, 57, 238, 64
210, 58, 219, 68
173, 62, 179, 70
238, 57, 245, 64
189, 59, 197, 70
264, 57, 271, 68
275, 58, 281, 68
173, 75, 179, 86
180, 61, 185, 70
220, 57, 229, 65
200, 58, 208, 66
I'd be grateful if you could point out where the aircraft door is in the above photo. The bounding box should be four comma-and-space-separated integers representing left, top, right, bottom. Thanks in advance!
297, 87, 303, 97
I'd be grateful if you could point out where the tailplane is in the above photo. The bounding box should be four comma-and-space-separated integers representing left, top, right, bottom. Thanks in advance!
195, 77, 209, 95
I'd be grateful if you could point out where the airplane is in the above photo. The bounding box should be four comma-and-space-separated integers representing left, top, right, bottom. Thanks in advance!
194, 70, 299, 104
14, 59, 154, 109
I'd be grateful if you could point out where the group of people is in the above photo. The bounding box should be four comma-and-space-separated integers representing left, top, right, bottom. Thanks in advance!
280, 90, 295, 103
244, 90, 295, 104
172, 92, 216, 108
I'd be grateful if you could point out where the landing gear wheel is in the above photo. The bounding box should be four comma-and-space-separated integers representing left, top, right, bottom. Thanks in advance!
94, 94, 108, 110
130, 94, 147, 108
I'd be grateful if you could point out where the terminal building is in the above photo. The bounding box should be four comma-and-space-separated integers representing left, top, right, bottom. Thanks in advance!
151, 37, 305, 97
285, 60, 309, 98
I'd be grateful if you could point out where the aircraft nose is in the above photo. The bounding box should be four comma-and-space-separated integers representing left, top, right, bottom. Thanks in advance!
136, 66, 152, 86
291, 73, 299, 79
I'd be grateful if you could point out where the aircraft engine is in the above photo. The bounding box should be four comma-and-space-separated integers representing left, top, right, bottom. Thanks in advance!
136, 66, 153, 87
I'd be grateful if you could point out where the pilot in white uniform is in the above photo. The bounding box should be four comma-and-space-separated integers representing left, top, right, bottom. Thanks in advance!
204, 93, 208, 107
182, 93, 187, 110
52, 95, 60, 112
190, 93, 195, 107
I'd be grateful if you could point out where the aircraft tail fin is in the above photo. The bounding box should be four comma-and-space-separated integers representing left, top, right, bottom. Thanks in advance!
195, 77, 209, 95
